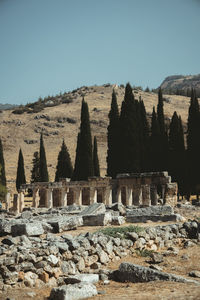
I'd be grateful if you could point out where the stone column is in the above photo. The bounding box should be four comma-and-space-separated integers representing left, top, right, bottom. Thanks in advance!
142, 184, 151, 206
32, 189, 40, 208
101, 187, 112, 206
5, 192, 11, 211
161, 185, 166, 203
61, 188, 68, 207
46, 188, 53, 209
132, 186, 142, 206
73, 188, 82, 206
89, 187, 97, 204
125, 187, 133, 206
13, 194, 19, 214
19, 192, 25, 212
150, 184, 158, 205
116, 187, 122, 203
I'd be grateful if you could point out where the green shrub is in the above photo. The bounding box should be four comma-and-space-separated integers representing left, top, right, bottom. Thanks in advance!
135, 249, 154, 257
96, 225, 144, 239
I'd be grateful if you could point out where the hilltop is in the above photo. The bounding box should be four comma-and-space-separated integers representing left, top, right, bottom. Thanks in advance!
0, 84, 192, 191
160, 74, 200, 95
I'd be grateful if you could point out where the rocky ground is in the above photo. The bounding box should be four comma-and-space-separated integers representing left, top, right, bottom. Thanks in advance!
0, 203, 200, 300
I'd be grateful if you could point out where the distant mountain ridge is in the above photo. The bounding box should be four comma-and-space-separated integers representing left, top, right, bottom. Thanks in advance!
0, 103, 18, 110
160, 74, 200, 96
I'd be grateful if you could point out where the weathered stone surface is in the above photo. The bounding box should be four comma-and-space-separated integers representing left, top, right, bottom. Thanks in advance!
82, 212, 112, 226
113, 263, 200, 284
111, 216, 125, 225
66, 274, 99, 284
80, 203, 106, 216
48, 216, 83, 233
149, 253, 164, 264
11, 222, 44, 237
189, 270, 200, 278
49, 282, 97, 300
127, 206, 173, 217
127, 214, 178, 223
110, 203, 126, 216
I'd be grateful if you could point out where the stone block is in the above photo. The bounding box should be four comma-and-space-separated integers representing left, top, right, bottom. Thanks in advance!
111, 216, 125, 225
11, 222, 44, 237
49, 282, 97, 300
80, 203, 106, 216
113, 263, 200, 285
48, 216, 83, 233
82, 212, 112, 226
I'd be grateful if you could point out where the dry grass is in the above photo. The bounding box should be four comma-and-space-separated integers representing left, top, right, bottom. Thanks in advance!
0, 85, 191, 192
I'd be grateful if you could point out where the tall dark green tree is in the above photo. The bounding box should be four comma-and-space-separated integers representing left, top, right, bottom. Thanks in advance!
107, 89, 120, 178
157, 88, 169, 171
93, 136, 100, 177
119, 83, 140, 173
16, 148, 26, 191
72, 98, 94, 180
55, 140, 73, 181
168, 112, 186, 197
39, 133, 49, 182
0, 138, 6, 187
186, 89, 200, 198
157, 88, 165, 135
138, 99, 150, 171
31, 151, 40, 183
149, 107, 161, 171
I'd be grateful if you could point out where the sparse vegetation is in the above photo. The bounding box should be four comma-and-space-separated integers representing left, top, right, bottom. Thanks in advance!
135, 249, 154, 257
96, 225, 144, 239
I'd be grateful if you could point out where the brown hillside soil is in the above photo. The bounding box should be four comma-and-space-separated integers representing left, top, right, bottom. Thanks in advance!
0, 85, 192, 192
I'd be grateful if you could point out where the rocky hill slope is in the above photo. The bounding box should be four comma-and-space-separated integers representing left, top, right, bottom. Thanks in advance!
160, 74, 200, 95
0, 84, 192, 191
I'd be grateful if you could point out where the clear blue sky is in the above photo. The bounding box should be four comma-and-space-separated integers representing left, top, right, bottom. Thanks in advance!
0, 0, 200, 104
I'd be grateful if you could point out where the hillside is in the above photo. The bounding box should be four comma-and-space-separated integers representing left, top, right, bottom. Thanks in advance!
0, 84, 192, 192
160, 74, 200, 95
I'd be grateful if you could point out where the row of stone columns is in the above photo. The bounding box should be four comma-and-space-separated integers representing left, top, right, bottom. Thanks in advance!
32, 186, 113, 209
116, 184, 164, 206
30, 184, 166, 209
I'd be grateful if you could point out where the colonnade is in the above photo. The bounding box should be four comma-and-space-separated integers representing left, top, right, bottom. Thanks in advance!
31, 186, 113, 209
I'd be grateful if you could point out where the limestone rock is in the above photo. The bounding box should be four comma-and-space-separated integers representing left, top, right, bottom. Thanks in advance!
113, 263, 200, 285
11, 222, 44, 237
82, 212, 112, 226
49, 282, 97, 300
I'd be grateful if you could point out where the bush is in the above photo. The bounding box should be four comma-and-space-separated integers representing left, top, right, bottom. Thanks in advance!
135, 249, 154, 257
96, 225, 143, 239
0, 184, 7, 202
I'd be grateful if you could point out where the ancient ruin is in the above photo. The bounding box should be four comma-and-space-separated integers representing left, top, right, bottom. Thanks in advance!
6, 171, 177, 213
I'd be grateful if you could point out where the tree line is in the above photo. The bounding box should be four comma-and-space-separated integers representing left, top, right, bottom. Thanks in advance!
0, 83, 200, 200
107, 83, 200, 199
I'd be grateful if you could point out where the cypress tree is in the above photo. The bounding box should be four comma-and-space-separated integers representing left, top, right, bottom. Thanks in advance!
157, 88, 165, 135
186, 89, 200, 198
138, 99, 150, 172
55, 140, 73, 181
149, 107, 161, 171
119, 83, 140, 173
168, 112, 186, 197
31, 151, 40, 183
16, 148, 26, 191
157, 88, 169, 171
0, 138, 6, 187
107, 89, 120, 178
93, 136, 100, 177
39, 133, 49, 182
72, 98, 94, 180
